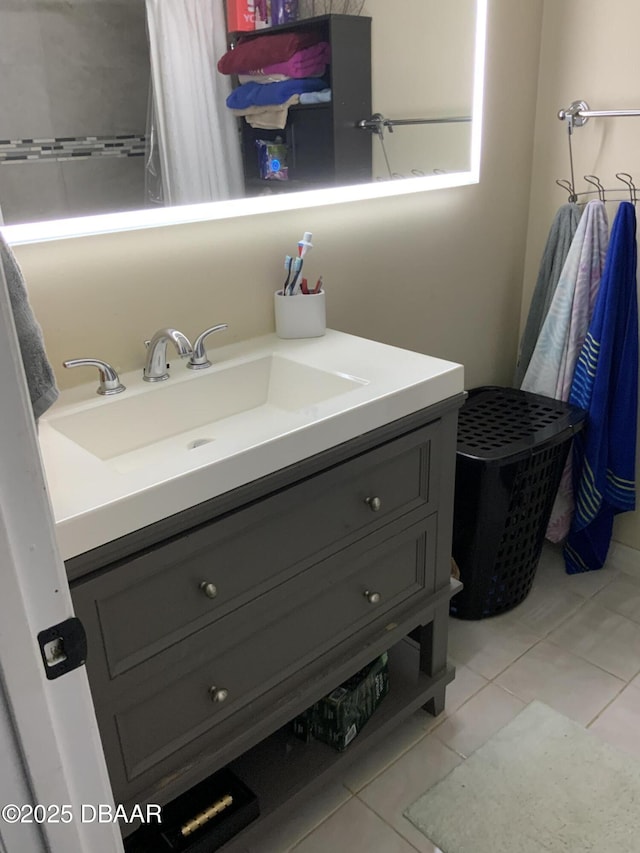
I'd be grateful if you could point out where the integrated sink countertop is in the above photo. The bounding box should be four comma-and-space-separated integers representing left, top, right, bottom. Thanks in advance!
39, 331, 464, 560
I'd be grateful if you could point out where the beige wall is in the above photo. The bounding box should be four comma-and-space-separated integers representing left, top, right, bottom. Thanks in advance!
521, 0, 640, 549
13, 0, 542, 400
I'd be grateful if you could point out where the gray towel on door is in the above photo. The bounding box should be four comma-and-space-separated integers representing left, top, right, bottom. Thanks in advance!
1, 234, 59, 419
514, 202, 582, 386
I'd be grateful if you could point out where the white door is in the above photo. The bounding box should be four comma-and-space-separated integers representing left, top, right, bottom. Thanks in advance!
0, 260, 123, 853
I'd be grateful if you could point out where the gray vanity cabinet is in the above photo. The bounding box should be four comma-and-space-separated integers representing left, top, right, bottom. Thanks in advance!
67, 394, 463, 843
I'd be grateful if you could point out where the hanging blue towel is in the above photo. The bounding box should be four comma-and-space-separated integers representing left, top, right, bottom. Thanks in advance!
564, 202, 639, 573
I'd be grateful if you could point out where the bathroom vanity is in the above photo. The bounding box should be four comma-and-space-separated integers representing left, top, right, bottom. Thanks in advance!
38, 331, 464, 846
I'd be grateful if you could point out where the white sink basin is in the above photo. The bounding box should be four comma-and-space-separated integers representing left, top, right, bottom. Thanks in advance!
49, 354, 366, 461
39, 331, 464, 560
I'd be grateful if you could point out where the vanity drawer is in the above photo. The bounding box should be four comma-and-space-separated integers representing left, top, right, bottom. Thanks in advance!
72, 423, 438, 679
99, 513, 437, 788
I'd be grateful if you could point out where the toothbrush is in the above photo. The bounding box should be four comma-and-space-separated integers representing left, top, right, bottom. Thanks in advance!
283, 255, 293, 294
288, 257, 303, 294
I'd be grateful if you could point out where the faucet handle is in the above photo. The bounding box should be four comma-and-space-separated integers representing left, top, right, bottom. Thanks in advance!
63, 358, 126, 396
187, 324, 229, 370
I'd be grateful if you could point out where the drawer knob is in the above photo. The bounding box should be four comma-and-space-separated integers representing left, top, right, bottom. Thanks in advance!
365, 496, 382, 512
200, 581, 218, 599
209, 686, 229, 703
364, 590, 382, 605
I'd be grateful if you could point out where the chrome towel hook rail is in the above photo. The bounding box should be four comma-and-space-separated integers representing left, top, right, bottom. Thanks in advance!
556, 100, 640, 204
361, 111, 469, 179
558, 101, 640, 123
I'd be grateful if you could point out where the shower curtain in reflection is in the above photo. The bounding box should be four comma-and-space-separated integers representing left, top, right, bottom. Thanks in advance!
145, 0, 244, 205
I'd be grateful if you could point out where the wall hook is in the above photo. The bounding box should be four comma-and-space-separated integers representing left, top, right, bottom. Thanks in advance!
616, 172, 637, 204
555, 178, 577, 203
584, 174, 606, 203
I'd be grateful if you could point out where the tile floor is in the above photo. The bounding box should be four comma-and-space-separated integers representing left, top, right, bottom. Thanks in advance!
246, 542, 640, 852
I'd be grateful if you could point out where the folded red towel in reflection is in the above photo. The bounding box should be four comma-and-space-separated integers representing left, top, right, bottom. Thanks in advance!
217, 31, 321, 74
260, 42, 330, 77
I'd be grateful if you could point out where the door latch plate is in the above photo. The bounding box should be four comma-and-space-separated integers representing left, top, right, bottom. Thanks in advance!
37, 617, 87, 680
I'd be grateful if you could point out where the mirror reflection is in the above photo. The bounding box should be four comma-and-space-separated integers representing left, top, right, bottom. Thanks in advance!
0, 0, 477, 226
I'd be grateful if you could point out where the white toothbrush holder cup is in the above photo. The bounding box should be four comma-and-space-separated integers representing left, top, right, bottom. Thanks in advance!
274, 290, 326, 339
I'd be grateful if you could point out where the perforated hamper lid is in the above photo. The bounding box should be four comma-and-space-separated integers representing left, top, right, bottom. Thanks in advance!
456, 386, 586, 464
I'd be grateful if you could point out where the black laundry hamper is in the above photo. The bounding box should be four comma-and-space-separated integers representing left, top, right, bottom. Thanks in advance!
450, 387, 586, 620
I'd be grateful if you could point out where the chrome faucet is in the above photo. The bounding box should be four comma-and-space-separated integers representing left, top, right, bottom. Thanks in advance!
143, 328, 193, 382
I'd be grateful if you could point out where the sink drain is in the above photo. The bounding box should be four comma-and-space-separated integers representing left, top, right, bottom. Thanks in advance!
187, 438, 214, 450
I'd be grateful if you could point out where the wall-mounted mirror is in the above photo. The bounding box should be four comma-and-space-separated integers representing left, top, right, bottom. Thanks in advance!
0, 0, 486, 241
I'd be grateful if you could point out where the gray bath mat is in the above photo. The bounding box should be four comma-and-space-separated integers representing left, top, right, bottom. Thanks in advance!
404, 700, 640, 852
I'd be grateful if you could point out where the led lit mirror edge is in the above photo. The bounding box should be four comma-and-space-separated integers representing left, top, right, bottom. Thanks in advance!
1, 0, 486, 247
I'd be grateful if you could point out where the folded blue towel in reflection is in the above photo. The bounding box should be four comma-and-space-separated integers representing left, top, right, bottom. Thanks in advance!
1, 233, 58, 419
226, 77, 327, 109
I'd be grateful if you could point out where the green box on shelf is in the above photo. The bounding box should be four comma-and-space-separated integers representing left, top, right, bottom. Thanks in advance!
292, 652, 389, 752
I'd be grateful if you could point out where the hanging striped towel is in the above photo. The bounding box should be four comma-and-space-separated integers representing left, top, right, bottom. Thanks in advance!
521, 200, 609, 542
514, 202, 582, 386
564, 202, 639, 573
